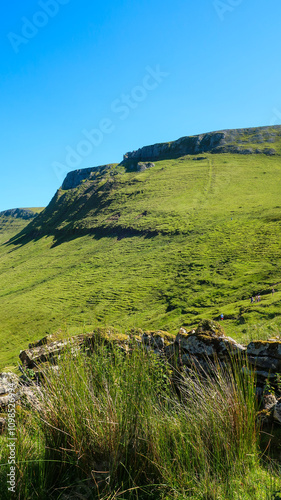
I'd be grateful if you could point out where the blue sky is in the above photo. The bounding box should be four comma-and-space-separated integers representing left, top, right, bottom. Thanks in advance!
0, 0, 281, 211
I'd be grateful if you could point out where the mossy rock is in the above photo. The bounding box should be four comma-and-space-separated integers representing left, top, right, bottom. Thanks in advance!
143, 330, 176, 345
195, 319, 225, 337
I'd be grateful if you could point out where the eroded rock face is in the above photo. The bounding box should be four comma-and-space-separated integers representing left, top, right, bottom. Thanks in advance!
174, 320, 245, 364
0, 371, 43, 416
247, 340, 281, 360
273, 400, 281, 423
247, 340, 281, 384
164, 320, 246, 375
19, 336, 86, 369
141, 330, 175, 353
258, 395, 281, 425
123, 126, 281, 162
142, 332, 165, 351
61, 165, 113, 190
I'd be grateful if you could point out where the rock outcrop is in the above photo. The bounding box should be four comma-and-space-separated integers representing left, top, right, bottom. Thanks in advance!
136, 162, 155, 172
247, 339, 281, 383
2, 320, 281, 426
19, 335, 87, 369
0, 371, 42, 423
18, 323, 281, 393
165, 320, 246, 373
61, 164, 114, 190
59, 126, 281, 192
123, 126, 281, 162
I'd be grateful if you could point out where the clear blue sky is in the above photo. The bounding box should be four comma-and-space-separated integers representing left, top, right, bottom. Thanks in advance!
1, 0, 281, 211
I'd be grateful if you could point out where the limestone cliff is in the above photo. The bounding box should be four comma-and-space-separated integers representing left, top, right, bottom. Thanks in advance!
59, 126, 281, 192
123, 125, 281, 162
61, 164, 115, 190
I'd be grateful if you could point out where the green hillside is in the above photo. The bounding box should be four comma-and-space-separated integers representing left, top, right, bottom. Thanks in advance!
0, 208, 44, 244
1, 127, 281, 369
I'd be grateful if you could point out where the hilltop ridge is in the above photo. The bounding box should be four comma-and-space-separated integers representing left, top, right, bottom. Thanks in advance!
123, 125, 281, 162
55, 125, 281, 194
6, 124, 281, 246
0, 208, 39, 220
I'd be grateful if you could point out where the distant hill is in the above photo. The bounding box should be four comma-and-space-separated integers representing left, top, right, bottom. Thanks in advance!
0, 207, 44, 244
1, 125, 281, 369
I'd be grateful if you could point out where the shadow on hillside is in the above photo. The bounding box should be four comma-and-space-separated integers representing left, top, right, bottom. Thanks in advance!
5, 224, 161, 249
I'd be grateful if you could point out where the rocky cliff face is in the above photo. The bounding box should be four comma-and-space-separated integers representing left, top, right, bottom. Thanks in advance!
59, 126, 281, 191
62, 164, 114, 190
123, 126, 281, 162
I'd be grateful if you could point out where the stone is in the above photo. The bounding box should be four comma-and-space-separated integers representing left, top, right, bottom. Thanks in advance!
247, 355, 281, 372
164, 343, 177, 359
19, 336, 85, 369
247, 340, 281, 361
136, 162, 155, 172
20, 385, 43, 412
142, 330, 175, 352
257, 409, 273, 425
174, 319, 245, 369
263, 393, 277, 410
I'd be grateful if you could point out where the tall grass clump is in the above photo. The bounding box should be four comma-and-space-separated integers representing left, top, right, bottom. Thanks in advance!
7, 342, 281, 499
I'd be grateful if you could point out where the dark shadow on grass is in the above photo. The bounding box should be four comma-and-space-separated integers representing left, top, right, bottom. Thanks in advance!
5, 223, 161, 249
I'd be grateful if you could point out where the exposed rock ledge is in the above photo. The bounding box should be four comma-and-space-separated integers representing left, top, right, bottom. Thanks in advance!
2, 320, 281, 429
61, 164, 114, 190
123, 126, 281, 162
59, 126, 281, 191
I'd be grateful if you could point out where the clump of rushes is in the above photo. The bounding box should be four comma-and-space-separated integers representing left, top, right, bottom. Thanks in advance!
2, 342, 280, 499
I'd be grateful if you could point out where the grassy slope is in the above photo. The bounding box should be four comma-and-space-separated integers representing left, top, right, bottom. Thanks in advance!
1, 147, 281, 369
0, 208, 43, 244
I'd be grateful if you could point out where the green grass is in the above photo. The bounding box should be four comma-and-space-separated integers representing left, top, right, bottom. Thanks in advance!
0, 207, 44, 244
0, 152, 281, 369
1, 345, 280, 499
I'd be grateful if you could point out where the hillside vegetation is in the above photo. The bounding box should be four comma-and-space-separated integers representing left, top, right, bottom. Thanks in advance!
1, 127, 281, 369
1, 342, 280, 500
0, 208, 43, 245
